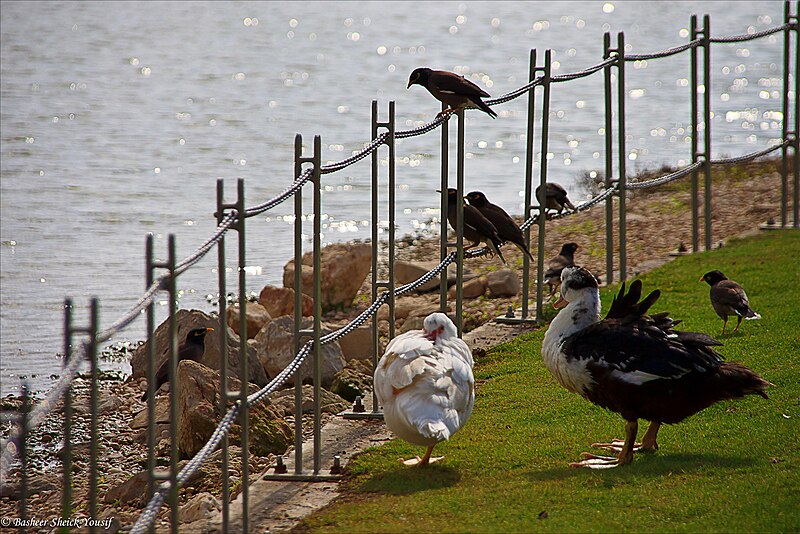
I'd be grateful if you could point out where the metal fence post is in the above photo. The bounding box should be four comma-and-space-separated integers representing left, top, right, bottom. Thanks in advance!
311, 135, 323, 475
87, 299, 99, 533
786, 0, 800, 227
522, 49, 537, 319
440, 104, 450, 311
603, 32, 615, 283
293, 134, 304, 475
18, 383, 30, 530
536, 50, 552, 322
144, 234, 157, 511
455, 109, 465, 335
795, 0, 799, 229
691, 14, 701, 252
702, 15, 713, 250
234, 178, 249, 530
61, 300, 74, 532
166, 235, 179, 533
617, 33, 628, 281
782, 0, 791, 227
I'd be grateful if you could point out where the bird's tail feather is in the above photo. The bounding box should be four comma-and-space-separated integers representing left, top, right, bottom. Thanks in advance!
420, 421, 451, 442
515, 242, 535, 261
490, 240, 508, 266
472, 97, 497, 119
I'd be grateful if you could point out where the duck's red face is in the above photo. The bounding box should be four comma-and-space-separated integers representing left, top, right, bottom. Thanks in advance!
424, 325, 444, 341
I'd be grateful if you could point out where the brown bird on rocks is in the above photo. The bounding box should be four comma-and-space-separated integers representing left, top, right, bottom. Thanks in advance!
440, 188, 507, 266
536, 183, 576, 215
544, 243, 579, 297
700, 270, 761, 334
407, 68, 497, 119
141, 327, 214, 401
465, 191, 534, 261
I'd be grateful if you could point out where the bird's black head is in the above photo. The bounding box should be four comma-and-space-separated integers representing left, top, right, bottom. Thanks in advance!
465, 191, 489, 207
560, 266, 599, 293
700, 270, 728, 286
560, 242, 579, 255
407, 67, 432, 88
186, 327, 213, 343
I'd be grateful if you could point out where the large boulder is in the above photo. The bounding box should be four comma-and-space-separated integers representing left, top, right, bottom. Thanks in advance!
226, 301, 271, 339
180, 493, 221, 524
269, 385, 350, 416
448, 276, 488, 299
335, 325, 374, 362
329, 359, 374, 402
393, 261, 475, 293
258, 284, 314, 318
487, 269, 520, 298
130, 309, 269, 388
252, 316, 346, 389
282, 242, 372, 312
176, 360, 293, 458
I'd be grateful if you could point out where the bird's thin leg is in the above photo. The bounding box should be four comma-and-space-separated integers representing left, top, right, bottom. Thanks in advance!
640, 421, 661, 451
733, 315, 743, 332
435, 107, 456, 119
721, 317, 728, 335
572, 421, 638, 469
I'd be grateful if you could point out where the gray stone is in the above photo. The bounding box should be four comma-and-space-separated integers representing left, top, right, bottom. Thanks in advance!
226, 301, 271, 339
269, 385, 350, 416
104, 469, 167, 505
487, 269, 520, 298
330, 359, 373, 402
335, 325, 374, 362
259, 284, 314, 318
180, 492, 221, 523
449, 276, 487, 299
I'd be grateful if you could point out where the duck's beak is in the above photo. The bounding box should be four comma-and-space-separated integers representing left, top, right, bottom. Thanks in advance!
553, 295, 568, 309
206, 327, 215, 332
698, 275, 705, 282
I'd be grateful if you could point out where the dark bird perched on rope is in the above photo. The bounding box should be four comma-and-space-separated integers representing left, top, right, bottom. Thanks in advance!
544, 242, 579, 297
440, 188, 507, 266
465, 191, 534, 261
700, 270, 761, 334
542, 266, 771, 469
141, 327, 214, 402
407, 68, 497, 120
536, 182, 576, 215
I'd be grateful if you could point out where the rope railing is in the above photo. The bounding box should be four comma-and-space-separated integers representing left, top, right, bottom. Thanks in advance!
2, 12, 795, 531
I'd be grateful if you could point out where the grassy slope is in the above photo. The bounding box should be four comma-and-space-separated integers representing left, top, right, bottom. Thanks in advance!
302, 231, 800, 533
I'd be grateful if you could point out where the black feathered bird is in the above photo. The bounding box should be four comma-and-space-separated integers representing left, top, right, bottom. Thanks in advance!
544, 242, 579, 297
542, 266, 771, 468
408, 68, 497, 119
440, 188, 507, 266
465, 191, 534, 261
141, 327, 214, 402
536, 183, 576, 215
700, 270, 761, 334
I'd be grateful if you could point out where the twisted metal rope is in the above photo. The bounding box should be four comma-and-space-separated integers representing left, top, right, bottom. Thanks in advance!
710, 23, 791, 43
710, 140, 789, 165
627, 161, 704, 190
552, 57, 618, 82
626, 39, 701, 61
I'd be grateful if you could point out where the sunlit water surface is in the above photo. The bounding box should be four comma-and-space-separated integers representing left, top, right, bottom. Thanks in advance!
0, 1, 788, 395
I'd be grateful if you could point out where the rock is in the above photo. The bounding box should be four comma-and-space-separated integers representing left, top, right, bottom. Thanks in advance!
282, 242, 372, 312
104, 469, 167, 505
269, 385, 350, 416
330, 359, 374, 402
335, 325, 374, 362
449, 276, 487, 299
180, 492, 221, 523
379, 295, 449, 322
252, 315, 345, 389
130, 309, 269, 388
394, 261, 476, 293
176, 360, 293, 457
399, 315, 425, 334
259, 284, 314, 318
487, 269, 520, 298
226, 301, 271, 339
130, 396, 171, 429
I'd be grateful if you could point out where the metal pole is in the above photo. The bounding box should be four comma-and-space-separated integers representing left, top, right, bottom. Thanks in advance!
144, 234, 157, 511
61, 299, 73, 532
536, 50, 552, 322
691, 14, 701, 252
440, 103, 449, 311
235, 178, 249, 532
703, 15, 713, 250
370, 101, 380, 414
522, 49, 536, 319
311, 135, 322, 475
166, 234, 179, 533
293, 134, 304, 474
88, 299, 99, 533
782, 1, 791, 227
603, 33, 615, 283
792, 0, 799, 228
215, 179, 230, 527
387, 101, 396, 341
456, 110, 465, 335
617, 33, 628, 281
18, 382, 29, 530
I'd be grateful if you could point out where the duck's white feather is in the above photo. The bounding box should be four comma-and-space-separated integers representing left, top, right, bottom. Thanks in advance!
375, 314, 474, 447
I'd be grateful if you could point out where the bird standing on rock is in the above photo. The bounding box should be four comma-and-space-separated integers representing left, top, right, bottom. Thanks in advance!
700, 270, 761, 334
141, 327, 214, 402
374, 313, 475, 467
542, 266, 771, 469
407, 67, 497, 119
465, 191, 534, 261
536, 183, 576, 215
544, 242, 579, 297
441, 188, 507, 266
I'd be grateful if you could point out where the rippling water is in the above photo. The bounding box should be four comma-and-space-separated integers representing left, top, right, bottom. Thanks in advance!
0, 1, 788, 395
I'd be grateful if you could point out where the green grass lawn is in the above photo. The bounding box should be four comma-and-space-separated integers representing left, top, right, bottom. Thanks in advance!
301, 230, 800, 533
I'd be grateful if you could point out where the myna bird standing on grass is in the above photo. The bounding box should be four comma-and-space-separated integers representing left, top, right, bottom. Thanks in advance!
408, 68, 497, 119
544, 243, 579, 297
441, 188, 507, 266
700, 270, 761, 334
536, 183, 576, 215
465, 191, 534, 261
141, 327, 214, 401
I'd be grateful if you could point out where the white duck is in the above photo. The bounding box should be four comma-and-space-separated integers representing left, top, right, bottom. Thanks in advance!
374, 312, 475, 466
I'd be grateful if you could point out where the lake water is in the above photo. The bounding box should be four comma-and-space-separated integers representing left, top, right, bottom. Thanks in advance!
0, 1, 788, 396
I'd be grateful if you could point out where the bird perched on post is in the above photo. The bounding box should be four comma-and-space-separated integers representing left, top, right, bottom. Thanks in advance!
407, 67, 497, 120
700, 270, 761, 334
535, 182, 576, 215
541, 266, 771, 469
544, 242, 579, 297
465, 191, 534, 261
374, 313, 475, 466
440, 188, 507, 266
141, 327, 214, 401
